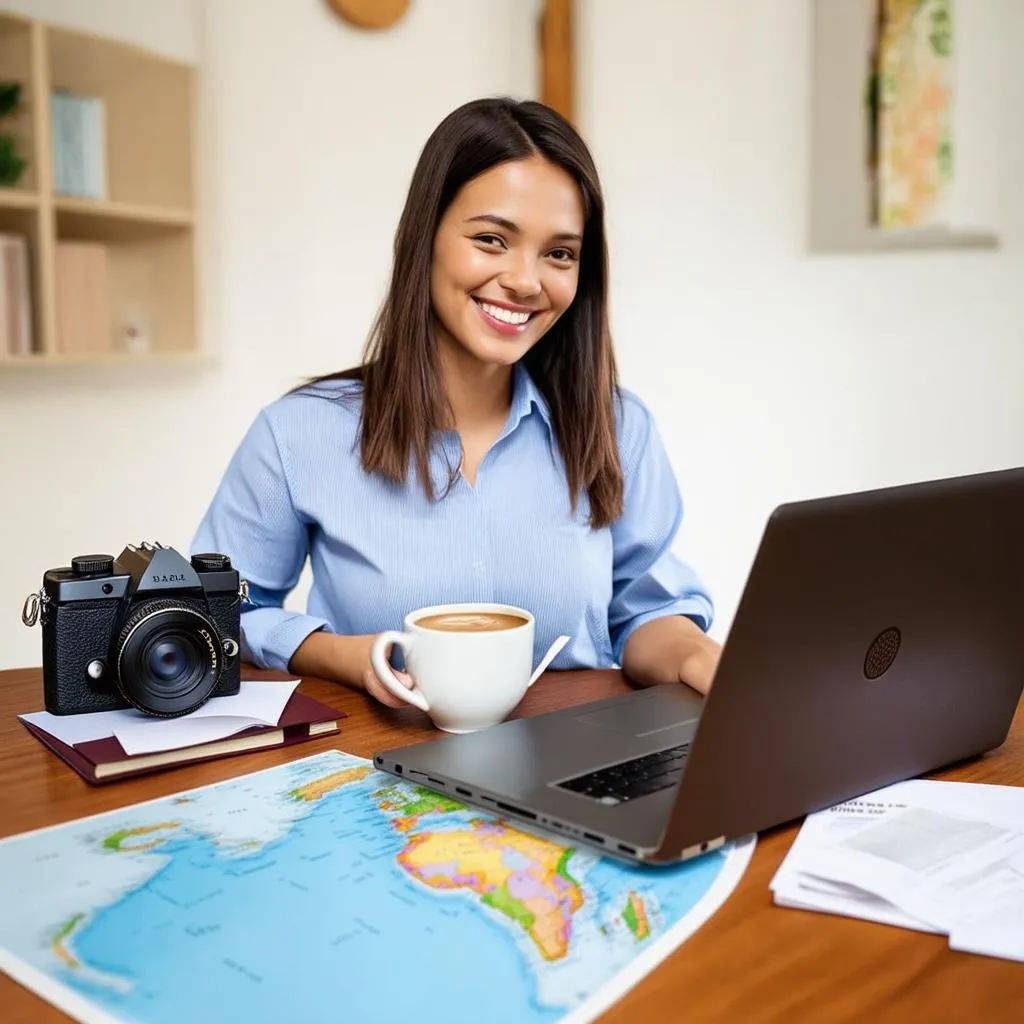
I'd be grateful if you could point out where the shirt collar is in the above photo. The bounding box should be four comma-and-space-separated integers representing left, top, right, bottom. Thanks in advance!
431, 364, 555, 492
505, 362, 553, 438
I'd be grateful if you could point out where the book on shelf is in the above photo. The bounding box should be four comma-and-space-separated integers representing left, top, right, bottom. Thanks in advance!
55, 239, 110, 353
0, 232, 32, 356
51, 90, 107, 200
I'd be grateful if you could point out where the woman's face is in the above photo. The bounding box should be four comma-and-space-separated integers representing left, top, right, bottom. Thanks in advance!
430, 156, 585, 370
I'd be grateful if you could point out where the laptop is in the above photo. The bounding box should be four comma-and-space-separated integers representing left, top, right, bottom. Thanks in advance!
373, 467, 1024, 865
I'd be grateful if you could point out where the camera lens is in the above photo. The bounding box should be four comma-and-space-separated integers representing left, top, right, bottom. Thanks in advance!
115, 600, 224, 717
147, 637, 196, 685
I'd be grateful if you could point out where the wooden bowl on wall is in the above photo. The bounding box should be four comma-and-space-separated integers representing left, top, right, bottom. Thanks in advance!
326, 0, 410, 30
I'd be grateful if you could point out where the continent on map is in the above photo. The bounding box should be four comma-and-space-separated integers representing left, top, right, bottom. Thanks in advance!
374, 784, 466, 832
102, 823, 180, 852
52, 913, 85, 968
288, 765, 373, 801
622, 893, 650, 940
398, 819, 583, 961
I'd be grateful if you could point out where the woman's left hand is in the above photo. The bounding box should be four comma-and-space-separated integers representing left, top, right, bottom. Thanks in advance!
678, 638, 721, 696
622, 615, 722, 696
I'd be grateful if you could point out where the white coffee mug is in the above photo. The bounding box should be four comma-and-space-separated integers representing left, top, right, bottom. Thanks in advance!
370, 603, 561, 733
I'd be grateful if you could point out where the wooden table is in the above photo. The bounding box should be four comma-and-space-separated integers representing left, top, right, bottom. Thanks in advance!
1, 666, 1022, 1022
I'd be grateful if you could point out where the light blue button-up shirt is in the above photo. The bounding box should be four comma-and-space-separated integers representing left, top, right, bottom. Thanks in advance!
191, 365, 713, 674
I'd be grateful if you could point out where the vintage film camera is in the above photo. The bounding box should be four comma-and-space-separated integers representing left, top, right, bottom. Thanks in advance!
22, 542, 247, 718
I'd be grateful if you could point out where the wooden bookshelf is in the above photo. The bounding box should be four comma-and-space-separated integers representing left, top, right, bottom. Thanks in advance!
0, 10, 199, 366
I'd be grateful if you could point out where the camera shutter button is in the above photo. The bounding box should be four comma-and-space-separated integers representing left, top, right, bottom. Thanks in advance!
72, 555, 114, 576
191, 553, 232, 572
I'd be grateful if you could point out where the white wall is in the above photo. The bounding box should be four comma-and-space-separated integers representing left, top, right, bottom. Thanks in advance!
578, 0, 1024, 641
2, 0, 1022, 671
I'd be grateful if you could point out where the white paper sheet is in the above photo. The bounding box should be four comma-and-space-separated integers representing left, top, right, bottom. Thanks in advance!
772, 868, 941, 933
770, 788, 941, 933
19, 707, 137, 748
770, 779, 1024, 961
19, 680, 301, 755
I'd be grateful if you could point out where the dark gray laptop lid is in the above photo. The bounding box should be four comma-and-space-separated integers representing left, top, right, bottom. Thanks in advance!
653, 467, 1024, 860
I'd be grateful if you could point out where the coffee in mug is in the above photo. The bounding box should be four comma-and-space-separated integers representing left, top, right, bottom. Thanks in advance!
370, 603, 539, 732
415, 611, 529, 633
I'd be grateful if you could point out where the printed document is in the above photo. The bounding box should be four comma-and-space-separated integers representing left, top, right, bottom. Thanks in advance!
770, 778, 1024, 961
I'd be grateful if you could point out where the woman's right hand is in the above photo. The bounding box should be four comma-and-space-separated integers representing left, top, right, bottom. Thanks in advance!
361, 660, 416, 709
289, 630, 416, 709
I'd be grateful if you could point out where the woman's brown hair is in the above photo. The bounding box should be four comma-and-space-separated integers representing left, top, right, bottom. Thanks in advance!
299, 96, 624, 528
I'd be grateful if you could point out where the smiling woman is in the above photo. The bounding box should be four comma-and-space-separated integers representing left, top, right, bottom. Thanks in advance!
191, 97, 720, 710
429, 154, 589, 487
308, 99, 617, 518
439, 180, 583, 355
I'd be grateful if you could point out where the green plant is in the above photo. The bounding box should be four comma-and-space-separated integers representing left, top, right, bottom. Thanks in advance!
0, 81, 27, 187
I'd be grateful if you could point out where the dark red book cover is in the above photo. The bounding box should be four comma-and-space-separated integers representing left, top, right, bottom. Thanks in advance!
20, 692, 345, 785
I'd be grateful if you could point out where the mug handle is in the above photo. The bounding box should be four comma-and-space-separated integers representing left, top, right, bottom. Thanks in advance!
370, 631, 430, 712
528, 635, 572, 688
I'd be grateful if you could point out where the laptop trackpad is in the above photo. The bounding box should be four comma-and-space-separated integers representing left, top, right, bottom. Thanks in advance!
574, 694, 700, 738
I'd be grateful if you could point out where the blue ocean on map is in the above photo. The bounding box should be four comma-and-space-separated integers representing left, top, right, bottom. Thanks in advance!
0, 752, 748, 1024
72, 801, 572, 1023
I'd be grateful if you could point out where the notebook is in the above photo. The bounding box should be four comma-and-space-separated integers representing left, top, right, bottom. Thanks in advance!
20, 691, 344, 784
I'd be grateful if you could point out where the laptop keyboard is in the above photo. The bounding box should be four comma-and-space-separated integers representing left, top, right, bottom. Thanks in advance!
556, 744, 690, 804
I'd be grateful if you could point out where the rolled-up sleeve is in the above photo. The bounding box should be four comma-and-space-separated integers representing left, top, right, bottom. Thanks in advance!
191, 409, 328, 672
608, 394, 714, 665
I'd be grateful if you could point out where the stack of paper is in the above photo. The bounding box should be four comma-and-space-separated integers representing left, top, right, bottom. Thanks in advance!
18, 681, 343, 784
20, 680, 302, 755
770, 778, 1024, 962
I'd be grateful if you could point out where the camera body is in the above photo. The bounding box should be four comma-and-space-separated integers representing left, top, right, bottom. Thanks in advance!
28, 543, 244, 718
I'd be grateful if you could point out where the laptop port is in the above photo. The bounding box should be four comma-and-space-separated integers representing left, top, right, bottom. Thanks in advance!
583, 832, 605, 844
455, 787, 470, 797
496, 802, 537, 821
618, 844, 636, 855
